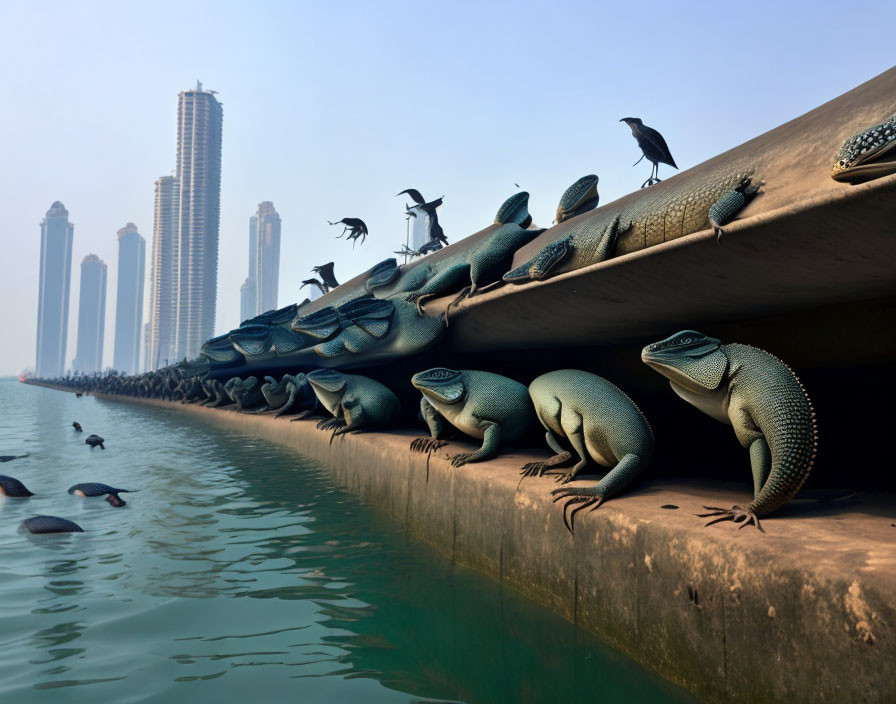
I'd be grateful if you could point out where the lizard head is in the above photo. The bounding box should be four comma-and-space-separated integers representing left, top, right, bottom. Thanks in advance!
641, 331, 729, 392
503, 235, 573, 284
305, 369, 348, 408
224, 377, 241, 393
200, 333, 243, 363
230, 325, 274, 357
411, 368, 466, 406
494, 192, 532, 228
831, 111, 896, 183
556, 175, 599, 224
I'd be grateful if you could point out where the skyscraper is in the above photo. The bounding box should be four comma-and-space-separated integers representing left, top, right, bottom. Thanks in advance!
73, 254, 107, 373
147, 175, 178, 370
253, 201, 281, 315
240, 211, 258, 321
240, 278, 255, 322
35, 201, 74, 376
173, 81, 223, 360
112, 223, 146, 374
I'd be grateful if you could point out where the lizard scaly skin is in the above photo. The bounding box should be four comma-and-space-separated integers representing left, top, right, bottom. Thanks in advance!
642, 331, 817, 531
523, 370, 654, 531
306, 369, 400, 439
410, 368, 537, 467
504, 166, 756, 283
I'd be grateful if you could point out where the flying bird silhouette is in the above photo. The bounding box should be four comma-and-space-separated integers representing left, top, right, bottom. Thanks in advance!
620, 117, 677, 187
328, 218, 369, 246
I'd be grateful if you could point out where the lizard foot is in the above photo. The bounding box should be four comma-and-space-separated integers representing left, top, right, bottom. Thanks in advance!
406, 293, 437, 316
520, 451, 573, 479
520, 461, 547, 478
331, 424, 355, 439
551, 486, 605, 533
697, 505, 764, 532
450, 453, 477, 468
444, 287, 472, 327
316, 418, 344, 431
410, 437, 447, 454
288, 409, 313, 421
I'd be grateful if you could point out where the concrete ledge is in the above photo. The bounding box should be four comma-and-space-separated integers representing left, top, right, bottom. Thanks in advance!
73, 390, 896, 704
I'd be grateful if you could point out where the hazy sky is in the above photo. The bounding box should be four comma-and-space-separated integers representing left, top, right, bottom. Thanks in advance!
0, 0, 893, 374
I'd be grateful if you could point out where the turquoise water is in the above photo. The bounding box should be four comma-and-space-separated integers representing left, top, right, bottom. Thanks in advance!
0, 380, 698, 703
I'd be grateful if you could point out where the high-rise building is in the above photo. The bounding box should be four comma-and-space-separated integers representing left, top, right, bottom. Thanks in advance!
143, 322, 150, 373
73, 254, 107, 373
147, 175, 178, 370
240, 212, 258, 321
112, 223, 146, 374
35, 201, 74, 376
253, 201, 281, 315
173, 81, 223, 360
240, 278, 255, 322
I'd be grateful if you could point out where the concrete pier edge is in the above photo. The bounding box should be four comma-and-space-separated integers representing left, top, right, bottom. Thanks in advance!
47, 386, 894, 704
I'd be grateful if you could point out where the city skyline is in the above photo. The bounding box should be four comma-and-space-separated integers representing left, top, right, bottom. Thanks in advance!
2, 2, 893, 375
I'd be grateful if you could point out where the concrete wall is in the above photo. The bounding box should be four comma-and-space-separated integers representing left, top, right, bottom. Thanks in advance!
87, 393, 896, 704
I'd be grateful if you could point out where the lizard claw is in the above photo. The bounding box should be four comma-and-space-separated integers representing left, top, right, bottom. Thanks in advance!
697, 505, 764, 532
551, 487, 606, 533
519, 461, 547, 478
408, 293, 436, 316
450, 453, 472, 468
444, 286, 472, 327
410, 437, 447, 454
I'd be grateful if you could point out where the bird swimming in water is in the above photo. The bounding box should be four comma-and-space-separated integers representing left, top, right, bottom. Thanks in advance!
72, 421, 82, 432
68, 482, 134, 507
620, 117, 677, 188
21, 515, 84, 534
0, 475, 34, 497
0, 453, 29, 463
85, 434, 105, 450
311, 263, 340, 292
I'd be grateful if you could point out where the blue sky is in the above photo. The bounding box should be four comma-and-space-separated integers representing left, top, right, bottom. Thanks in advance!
0, 0, 893, 374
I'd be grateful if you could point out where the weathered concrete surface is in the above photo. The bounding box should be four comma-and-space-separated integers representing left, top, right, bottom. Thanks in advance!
447, 172, 896, 350
81, 391, 896, 704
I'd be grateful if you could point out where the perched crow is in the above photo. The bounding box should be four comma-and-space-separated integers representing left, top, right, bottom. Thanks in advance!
312, 263, 340, 291
301, 278, 327, 297
620, 117, 677, 187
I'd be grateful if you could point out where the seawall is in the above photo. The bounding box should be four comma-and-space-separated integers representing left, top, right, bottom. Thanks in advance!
55, 388, 896, 704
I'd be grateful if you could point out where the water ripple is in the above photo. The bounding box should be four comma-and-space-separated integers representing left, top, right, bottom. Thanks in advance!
0, 381, 698, 704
